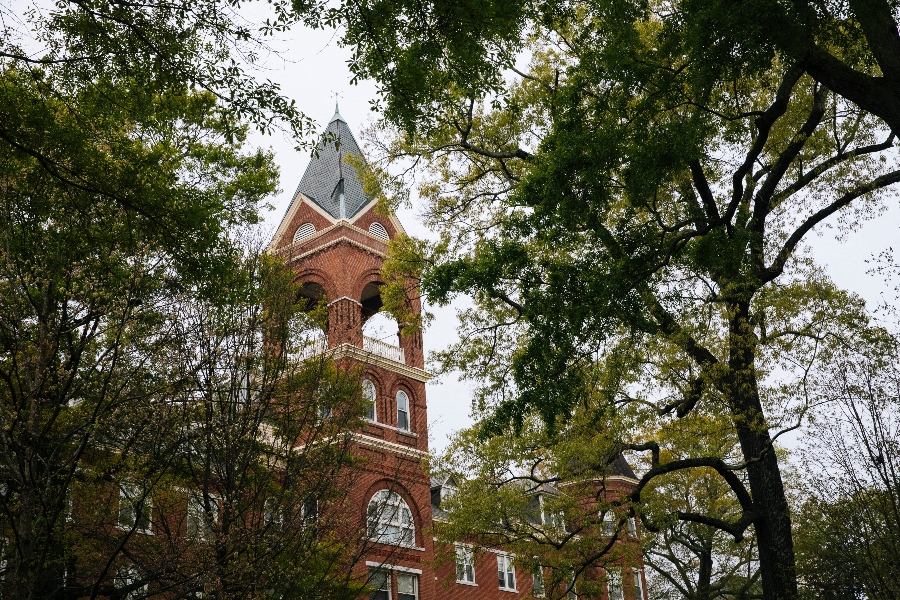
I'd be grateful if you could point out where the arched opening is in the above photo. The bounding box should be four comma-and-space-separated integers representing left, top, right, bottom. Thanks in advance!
360, 281, 383, 322
298, 281, 326, 312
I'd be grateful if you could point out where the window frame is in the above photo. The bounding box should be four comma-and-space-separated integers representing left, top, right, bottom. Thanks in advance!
362, 379, 377, 422
369, 567, 390, 600
532, 559, 545, 598
369, 222, 390, 241
633, 570, 645, 600
455, 544, 476, 585
607, 568, 624, 600
118, 483, 153, 535
115, 564, 148, 600
396, 390, 410, 431
366, 489, 416, 547
187, 493, 219, 540
497, 552, 517, 592
538, 494, 565, 531
397, 572, 418, 600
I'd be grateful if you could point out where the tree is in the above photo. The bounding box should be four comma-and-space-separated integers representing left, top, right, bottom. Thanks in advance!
793, 336, 900, 600
0, 71, 278, 598
0, 72, 372, 598
639, 415, 761, 600
433, 408, 645, 600
326, 2, 900, 599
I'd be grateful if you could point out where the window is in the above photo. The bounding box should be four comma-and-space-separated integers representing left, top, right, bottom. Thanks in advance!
607, 569, 624, 600
539, 495, 564, 530
497, 553, 516, 591
566, 569, 578, 599
397, 572, 418, 600
302, 496, 318, 525
363, 379, 377, 421
369, 222, 389, 241
115, 564, 147, 600
396, 391, 410, 431
293, 222, 316, 243
264, 498, 283, 528
316, 384, 332, 421
532, 561, 545, 598
187, 494, 218, 540
369, 568, 390, 600
627, 517, 637, 537
367, 490, 415, 546
633, 571, 645, 600
118, 484, 152, 534
600, 511, 617, 536
456, 545, 476, 584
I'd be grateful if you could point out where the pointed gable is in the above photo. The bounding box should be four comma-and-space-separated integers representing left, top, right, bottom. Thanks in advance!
293, 107, 374, 220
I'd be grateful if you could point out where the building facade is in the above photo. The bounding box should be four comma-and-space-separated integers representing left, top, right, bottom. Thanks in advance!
268, 108, 647, 600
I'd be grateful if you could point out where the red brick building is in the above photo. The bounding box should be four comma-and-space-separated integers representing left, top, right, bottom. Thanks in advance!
268, 107, 647, 600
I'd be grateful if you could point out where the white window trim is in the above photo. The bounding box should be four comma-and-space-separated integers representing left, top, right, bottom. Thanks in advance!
633, 570, 645, 600
531, 556, 546, 598
397, 571, 419, 600
368, 566, 391, 599
369, 222, 390, 241
607, 568, 624, 600
396, 390, 410, 432
293, 222, 316, 244
538, 494, 565, 530
367, 490, 416, 547
187, 493, 219, 540
362, 379, 377, 422
364, 561, 423, 574
118, 483, 153, 535
455, 543, 477, 585
497, 552, 517, 592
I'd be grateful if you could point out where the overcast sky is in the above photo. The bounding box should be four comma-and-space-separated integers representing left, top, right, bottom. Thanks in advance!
249, 23, 900, 454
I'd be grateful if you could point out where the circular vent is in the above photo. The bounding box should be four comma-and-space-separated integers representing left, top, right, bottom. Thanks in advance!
293, 222, 316, 244
369, 222, 389, 241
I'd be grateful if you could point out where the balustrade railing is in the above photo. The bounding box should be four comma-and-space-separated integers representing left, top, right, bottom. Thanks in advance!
363, 336, 406, 363
292, 335, 406, 364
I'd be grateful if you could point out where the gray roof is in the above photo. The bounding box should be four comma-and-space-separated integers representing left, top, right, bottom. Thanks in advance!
293, 107, 374, 219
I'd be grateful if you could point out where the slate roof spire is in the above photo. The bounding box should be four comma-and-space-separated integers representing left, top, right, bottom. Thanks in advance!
293, 108, 372, 220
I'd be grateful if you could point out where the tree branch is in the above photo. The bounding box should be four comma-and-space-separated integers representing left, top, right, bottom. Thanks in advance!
726, 66, 804, 227
762, 167, 900, 282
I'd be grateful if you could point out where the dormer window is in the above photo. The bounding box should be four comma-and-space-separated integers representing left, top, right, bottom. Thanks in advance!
369, 222, 389, 241
293, 222, 316, 244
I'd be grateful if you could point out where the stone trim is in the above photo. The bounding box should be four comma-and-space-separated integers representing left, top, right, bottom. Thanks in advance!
352, 433, 430, 460
366, 561, 425, 572
330, 343, 432, 382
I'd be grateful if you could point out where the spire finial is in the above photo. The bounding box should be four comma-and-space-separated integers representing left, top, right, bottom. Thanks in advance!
330, 91, 344, 123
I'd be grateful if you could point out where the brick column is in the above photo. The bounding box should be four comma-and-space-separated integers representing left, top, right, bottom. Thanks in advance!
327, 297, 362, 348
398, 327, 424, 369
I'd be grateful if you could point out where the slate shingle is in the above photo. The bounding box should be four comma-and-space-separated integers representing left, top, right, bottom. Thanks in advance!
293, 109, 374, 219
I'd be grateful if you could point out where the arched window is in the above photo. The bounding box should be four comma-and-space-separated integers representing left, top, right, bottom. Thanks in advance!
369, 222, 389, 241
396, 390, 410, 431
293, 222, 316, 244
362, 379, 376, 421
367, 489, 415, 546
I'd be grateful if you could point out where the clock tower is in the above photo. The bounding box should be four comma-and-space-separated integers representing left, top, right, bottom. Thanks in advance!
269, 106, 435, 600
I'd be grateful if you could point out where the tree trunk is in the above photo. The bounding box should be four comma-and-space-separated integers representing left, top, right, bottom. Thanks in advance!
696, 541, 713, 600
728, 302, 798, 600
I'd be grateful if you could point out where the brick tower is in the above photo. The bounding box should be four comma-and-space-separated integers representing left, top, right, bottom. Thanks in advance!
268, 106, 436, 600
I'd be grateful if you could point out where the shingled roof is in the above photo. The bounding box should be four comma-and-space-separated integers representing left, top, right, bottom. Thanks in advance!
292, 105, 374, 219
